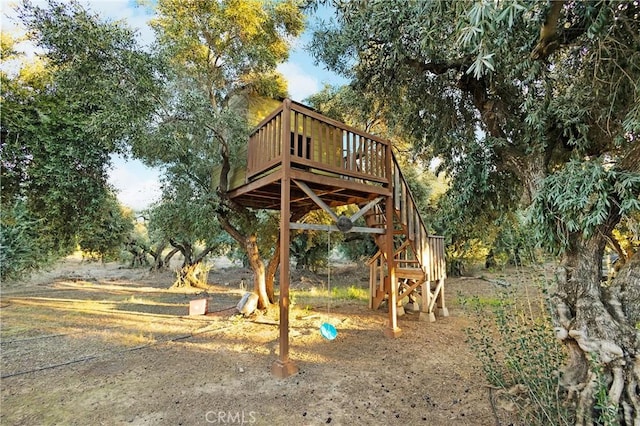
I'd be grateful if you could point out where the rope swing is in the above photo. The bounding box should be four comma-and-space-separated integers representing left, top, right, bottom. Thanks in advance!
319, 230, 338, 340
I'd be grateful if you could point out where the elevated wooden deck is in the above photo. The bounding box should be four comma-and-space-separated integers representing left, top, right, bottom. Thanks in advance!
228, 99, 391, 211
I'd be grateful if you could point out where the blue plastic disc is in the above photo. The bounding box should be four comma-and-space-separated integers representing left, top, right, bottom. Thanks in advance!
320, 322, 338, 340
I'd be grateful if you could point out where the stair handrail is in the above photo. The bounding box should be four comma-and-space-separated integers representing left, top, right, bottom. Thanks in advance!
390, 151, 430, 256
389, 150, 446, 281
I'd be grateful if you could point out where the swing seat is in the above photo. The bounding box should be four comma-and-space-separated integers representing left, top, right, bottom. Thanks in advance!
320, 322, 337, 340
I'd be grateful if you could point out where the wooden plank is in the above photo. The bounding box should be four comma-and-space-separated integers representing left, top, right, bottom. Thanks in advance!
292, 180, 339, 222
289, 223, 385, 234
421, 280, 432, 314
247, 156, 283, 180
401, 182, 408, 226
428, 278, 444, 313
272, 118, 278, 158
369, 261, 374, 309
288, 169, 391, 196
394, 165, 401, 211
228, 168, 283, 199
290, 157, 388, 183
350, 197, 384, 222
384, 191, 400, 336
289, 101, 389, 146
399, 278, 424, 297
273, 99, 297, 378
396, 268, 425, 281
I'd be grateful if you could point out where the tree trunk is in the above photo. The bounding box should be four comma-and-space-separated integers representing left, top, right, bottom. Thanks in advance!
245, 233, 269, 309
265, 235, 280, 303
173, 262, 211, 289
552, 232, 639, 425
162, 247, 179, 269
264, 210, 307, 303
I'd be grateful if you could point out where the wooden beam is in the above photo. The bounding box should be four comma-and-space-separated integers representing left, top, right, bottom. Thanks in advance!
289, 223, 385, 234
384, 190, 401, 338
350, 197, 384, 222
292, 179, 339, 222
228, 168, 283, 199
272, 99, 297, 379
289, 169, 391, 197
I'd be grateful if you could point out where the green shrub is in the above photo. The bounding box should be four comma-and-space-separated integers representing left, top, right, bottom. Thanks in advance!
461, 286, 573, 425
332, 285, 367, 301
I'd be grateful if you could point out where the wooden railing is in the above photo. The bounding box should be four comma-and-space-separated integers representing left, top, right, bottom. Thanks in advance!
247, 99, 389, 184
391, 154, 446, 282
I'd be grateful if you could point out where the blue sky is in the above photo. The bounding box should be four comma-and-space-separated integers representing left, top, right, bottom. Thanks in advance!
1, 0, 346, 211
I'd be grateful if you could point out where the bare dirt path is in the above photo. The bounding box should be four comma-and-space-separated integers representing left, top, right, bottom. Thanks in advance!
0, 256, 528, 425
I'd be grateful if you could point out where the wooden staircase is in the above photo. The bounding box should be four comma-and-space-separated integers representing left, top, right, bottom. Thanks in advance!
366, 153, 448, 322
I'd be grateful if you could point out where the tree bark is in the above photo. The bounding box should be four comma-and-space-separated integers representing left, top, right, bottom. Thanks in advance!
265, 210, 306, 303
162, 247, 179, 269
265, 236, 280, 303
245, 233, 269, 309
553, 231, 639, 425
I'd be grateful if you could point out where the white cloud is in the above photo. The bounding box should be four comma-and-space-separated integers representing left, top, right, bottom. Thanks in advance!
108, 156, 161, 211
87, 0, 156, 47
0, 0, 155, 48
277, 62, 320, 103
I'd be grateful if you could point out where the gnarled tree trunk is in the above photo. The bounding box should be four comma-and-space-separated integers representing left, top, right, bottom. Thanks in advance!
170, 239, 216, 289
552, 231, 639, 425
265, 236, 280, 304
245, 233, 269, 309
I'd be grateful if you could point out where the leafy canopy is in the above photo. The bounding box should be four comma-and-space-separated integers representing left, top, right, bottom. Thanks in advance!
310, 0, 640, 259
1, 0, 159, 279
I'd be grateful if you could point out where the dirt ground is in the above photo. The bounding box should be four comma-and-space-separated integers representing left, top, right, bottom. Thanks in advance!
0, 255, 550, 425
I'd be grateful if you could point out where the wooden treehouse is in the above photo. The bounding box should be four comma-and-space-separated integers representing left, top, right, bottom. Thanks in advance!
226, 99, 448, 378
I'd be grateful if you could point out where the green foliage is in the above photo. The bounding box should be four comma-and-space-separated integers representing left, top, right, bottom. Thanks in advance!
338, 234, 377, 263
433, 148, 522, 273
489, 212, 540, 268
130, 0, 305, 278
462, 286, 572, 425
331, 285, 367, 301
16, 0, 160, 146
531, 160, 640, 254
291, 210, 339, 271
308, 2, 640, 313
305, 84, 391, 136
590, 354, 619, 426
0, 200, 57, 281
77, 195, 135, 261
1, 1, 159, 277
291, 232, 328, 272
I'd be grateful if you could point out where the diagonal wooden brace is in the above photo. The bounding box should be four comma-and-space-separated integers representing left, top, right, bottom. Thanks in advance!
292, 179, 339, 222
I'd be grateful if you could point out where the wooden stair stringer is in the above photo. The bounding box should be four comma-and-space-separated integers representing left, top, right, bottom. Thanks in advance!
366, 152, 448, 322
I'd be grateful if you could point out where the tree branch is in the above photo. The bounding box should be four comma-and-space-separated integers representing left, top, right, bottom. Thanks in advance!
194, 243, 216, 264
530, 0, 595, 61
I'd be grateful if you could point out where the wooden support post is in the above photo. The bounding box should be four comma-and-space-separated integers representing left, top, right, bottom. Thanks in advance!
436, 277, 449, 318
384, 191, 401, 338
272, 99, 298, 378
419, 280, 436, 322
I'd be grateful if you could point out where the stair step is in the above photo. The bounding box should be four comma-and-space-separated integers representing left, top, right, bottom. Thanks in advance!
396, 267, 426, 280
